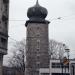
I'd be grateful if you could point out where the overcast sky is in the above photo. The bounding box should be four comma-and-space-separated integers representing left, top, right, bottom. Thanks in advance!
4, 0, 75, 64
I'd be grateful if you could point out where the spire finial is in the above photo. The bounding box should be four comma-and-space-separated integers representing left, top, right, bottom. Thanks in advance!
36, 0, 38, 4
36, 0, 39, 6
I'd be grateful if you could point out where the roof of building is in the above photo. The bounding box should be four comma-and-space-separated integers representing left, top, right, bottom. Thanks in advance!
27, 0, 48, 21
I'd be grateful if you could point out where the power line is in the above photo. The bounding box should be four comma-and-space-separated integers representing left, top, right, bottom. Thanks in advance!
50, 14, 75, 22
9, 20, 26, 21
8, 36, 26, 43
9, 37, 19, 42
9, 14, 75, 22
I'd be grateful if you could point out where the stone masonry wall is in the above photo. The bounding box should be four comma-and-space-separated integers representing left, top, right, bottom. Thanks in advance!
25, 22, 49, 75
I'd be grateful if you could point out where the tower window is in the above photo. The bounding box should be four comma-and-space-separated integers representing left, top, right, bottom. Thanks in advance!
37, 27, 40, 29
37, 39, 40, 49
5, 21, 7, 25
36, 27, 40, 37
1, 8, 2, 11
36, 33, 40, 37
30, 28, 32, 30
36, 56, 40, 61
5, 21, 8, 29
37, 53, 40, 56
37, 48, 40, 51
5, 5, 8, 11
36, 62, 40, 68
0, 21, 1, 24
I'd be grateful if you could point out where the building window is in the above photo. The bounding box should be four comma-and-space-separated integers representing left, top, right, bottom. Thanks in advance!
0, 21, 1, 24
2, 15, 8, 22
52, 63, 61, 68
37, 39, 40, 49
3, 0, 9, 4
36, 55, 40, 61
36, 27, 40, 37
52, 62, 69, 68
37, 27, 40, 30
37, 48, 40, 51
37, 53, 40, 56
37, 33, 40, 37
36, 40, 40, 54
36, 62, 40, 68
1, 37, 7, 47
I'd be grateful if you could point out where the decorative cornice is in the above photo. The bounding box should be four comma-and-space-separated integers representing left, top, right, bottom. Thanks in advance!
25, 20, 50, 27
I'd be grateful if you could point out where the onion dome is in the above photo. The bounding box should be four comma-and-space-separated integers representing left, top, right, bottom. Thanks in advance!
27, 0, 48, 21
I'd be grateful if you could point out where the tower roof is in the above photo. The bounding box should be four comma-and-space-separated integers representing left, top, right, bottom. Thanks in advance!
27, 0, 48, 21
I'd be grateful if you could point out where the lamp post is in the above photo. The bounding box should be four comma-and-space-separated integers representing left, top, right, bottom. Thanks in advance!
59, 44, 66, 75
65, 48, 70, 73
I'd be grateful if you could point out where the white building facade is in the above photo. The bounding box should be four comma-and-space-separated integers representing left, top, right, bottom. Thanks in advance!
39, 59, 75, 75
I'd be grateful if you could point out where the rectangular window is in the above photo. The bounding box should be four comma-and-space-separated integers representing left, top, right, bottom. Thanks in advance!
36, 62, 40, 68
36, 56, 40, 61
52, 63, 61, 68
1, 37, 7, 48
37, 39, 40, 49
52, 62, 69, 68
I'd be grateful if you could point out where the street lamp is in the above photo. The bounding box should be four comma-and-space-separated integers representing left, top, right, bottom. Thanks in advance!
65, 48, 70, 72
59, 44, 66, 75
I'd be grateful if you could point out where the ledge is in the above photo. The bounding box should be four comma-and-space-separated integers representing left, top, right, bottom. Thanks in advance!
25, 20, 50, 27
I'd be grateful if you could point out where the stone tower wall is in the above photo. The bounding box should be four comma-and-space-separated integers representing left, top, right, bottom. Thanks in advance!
25, 22, 49, 75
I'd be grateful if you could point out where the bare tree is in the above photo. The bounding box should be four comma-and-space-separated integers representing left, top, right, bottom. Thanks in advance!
8, 39, 26, 73
49, 39, 67, 59
7, 39, 67, 74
